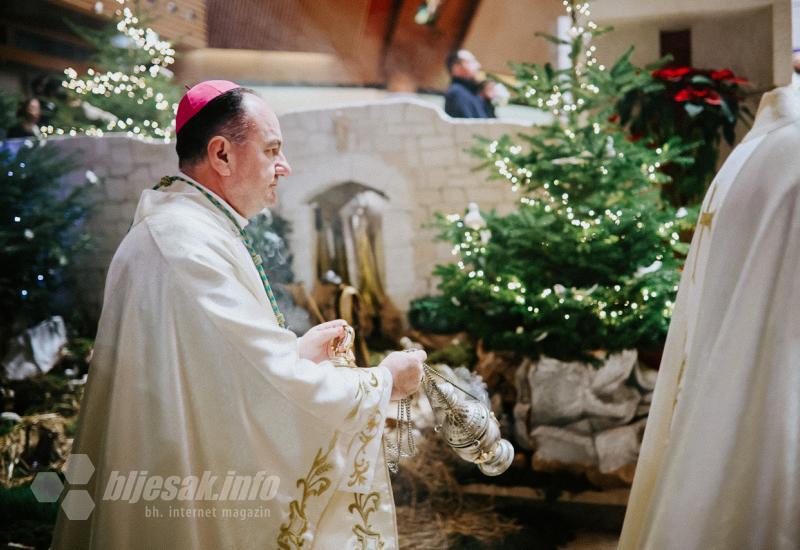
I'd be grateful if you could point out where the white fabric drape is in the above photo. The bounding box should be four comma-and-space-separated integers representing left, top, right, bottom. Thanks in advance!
620, 86, 800, 550
52, 175, 397, 549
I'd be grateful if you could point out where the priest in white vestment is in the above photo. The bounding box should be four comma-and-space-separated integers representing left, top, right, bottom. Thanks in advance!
620, 85, 800, 549
52, 81, 425, 549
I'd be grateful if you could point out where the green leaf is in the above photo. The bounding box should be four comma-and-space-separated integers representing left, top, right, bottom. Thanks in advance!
534, 31, 571, 46
684, 103, 704, 118
690, 75, 713, 85
672, 242, 691, 255
722, 124, 736, 145
719, 99, 735, 124
645, 55, 672, 72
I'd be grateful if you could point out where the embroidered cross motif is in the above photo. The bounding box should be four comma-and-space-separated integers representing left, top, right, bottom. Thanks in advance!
692, 183, 718, 281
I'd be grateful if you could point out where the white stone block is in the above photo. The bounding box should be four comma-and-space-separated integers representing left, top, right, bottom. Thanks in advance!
148, 163, 175, 183
109, 137, 132, 163
104, 178, 128, 202
404, 104, 439, 123
306, 133, 335, 155
124, 168, 149, 199
420, 148, 456, 168
465, 186, 506, 204
454, 125, 484, 145
371, 104, 404, 123
419, 135, 454, 150
296, 113, 320, 133
91, 136, 111, 157
415, 188, 442, 205
386, 123, 416, 137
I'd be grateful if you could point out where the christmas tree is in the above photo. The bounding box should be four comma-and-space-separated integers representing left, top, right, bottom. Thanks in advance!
0, 139, 93, 343
0, 90, 21, 136
417, 0, 695, 362
45, 0, 180, 141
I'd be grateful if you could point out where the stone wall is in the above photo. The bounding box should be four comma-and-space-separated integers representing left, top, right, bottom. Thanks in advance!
50, 99, 530, 320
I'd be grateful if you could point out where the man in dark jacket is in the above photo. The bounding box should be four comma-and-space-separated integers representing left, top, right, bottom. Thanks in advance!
444, 50, 495, 119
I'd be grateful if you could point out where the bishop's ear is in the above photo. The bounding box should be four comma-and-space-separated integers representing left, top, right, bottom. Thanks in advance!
207, 135, 232, 177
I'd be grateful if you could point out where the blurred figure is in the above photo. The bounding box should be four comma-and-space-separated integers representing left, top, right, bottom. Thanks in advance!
7, 98, 42, 138
444, 49, 495, 119
477, 80, 497, 118
31, 74, 61, 126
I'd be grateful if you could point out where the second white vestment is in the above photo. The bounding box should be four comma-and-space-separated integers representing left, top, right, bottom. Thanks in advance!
620, 86, 800, 549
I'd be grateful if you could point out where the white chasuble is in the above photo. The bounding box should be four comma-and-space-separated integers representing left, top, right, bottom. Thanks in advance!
52, 175, 398, 549
620, 86, 800, 549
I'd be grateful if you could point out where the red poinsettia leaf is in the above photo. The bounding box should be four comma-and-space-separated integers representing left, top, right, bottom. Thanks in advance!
673, 89, 693, 102
711, 69, 734, 81
704, 90, 722, 105
654, 66, 694, 81
710, 69, 749, 85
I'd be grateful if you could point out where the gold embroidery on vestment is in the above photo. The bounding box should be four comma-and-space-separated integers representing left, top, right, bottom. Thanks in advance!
277, 433, 339, 549
346, 371, 383, 486
349, 491, 384, 549
347, 411, 383, 487
692, 184, 718, 281
346, 372, 380, 421
671, 355, 688, 411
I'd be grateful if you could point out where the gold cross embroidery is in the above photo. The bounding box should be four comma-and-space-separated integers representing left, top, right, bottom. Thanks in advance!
692, 183, 718, 281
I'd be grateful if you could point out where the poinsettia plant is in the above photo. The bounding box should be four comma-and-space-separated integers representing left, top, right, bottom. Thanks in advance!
617, 64, 753, 206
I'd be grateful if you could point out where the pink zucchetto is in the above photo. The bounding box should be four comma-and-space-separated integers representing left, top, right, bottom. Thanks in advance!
175, 80, 241, 134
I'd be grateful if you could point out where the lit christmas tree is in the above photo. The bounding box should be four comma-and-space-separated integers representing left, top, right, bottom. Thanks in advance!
44, 0, 180, 141
416, 0, 695, 361
0, 140, 93, 339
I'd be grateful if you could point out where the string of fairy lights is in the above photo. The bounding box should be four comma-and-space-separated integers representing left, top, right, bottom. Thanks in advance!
521, 1, 605, 116
41, 0, 178, 141
5, 139, 96, 302
13, 0, 175, 302
438, 0, 686, 336
443, 214, 679, 334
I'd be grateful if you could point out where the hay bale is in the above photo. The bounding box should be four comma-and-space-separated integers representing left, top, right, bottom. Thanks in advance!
391, 433, 521, 549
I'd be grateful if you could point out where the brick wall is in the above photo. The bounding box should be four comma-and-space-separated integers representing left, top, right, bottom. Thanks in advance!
49, 99, 530, 319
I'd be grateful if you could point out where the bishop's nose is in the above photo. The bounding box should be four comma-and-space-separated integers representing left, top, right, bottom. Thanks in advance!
276, 153, 292, 176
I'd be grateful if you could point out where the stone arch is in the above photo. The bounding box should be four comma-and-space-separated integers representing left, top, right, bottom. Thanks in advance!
276, 154, 417, 310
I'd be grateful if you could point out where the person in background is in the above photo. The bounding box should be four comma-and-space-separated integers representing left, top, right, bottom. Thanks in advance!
31, 75, 60, 126
7, 98, 42, 139
478, 80, 498, 118
444, 49, 495, 119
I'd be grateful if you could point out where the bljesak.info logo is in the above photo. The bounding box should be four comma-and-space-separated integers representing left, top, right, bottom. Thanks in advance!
31, 454, 280, 521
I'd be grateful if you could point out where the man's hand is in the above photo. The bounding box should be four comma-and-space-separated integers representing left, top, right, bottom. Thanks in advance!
379, 350, 426, 400
298, 319, 347, 363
